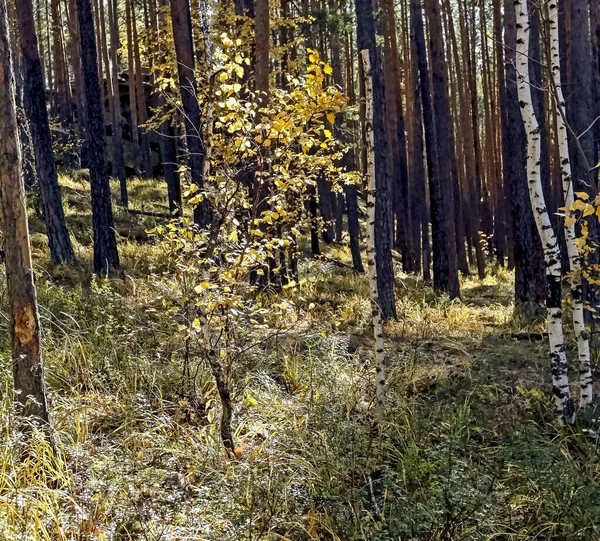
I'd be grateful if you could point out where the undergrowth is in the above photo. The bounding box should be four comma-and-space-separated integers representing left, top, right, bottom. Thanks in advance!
0, 178, 599, 540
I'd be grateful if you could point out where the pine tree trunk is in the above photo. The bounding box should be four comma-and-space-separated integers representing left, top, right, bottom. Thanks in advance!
567, 0, 599, 329
107, 0, 127, 205
130, 0, 153, 177
411, 0, 459, 298
154, 0, 181, 214
14, 0, 75, 265
501, 0, 546, 318
548, 1, 593, 407
0, 0, 51, 424
355, 0, 396, 319
408, 0, 430, 280
77, 0, 120, 276
126, 0, 142, 177
169, 0, 211, 228
516, 0, 573, 423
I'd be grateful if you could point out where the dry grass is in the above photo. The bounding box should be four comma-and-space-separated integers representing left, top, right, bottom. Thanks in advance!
1, 177, 599, 539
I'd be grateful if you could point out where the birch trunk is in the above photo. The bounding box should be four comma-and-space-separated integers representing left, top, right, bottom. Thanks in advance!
548, 2, 592, 407
361, 49, 386, 408
516, 0, 573, 422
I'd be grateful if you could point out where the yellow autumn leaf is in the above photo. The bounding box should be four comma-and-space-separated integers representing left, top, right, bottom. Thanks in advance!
323, 64, 333, 75
194, 283, 212, 293
327, 112, 335, 124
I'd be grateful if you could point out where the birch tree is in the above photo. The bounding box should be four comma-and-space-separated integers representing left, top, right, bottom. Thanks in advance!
515, 0, 573, 422
361, 49, 386, 409
548, 1, 592, 408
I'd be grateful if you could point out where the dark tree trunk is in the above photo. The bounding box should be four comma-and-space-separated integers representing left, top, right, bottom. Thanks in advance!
317, 176, 335, 244
567, 0, 598, 326
14, 0, 75, 265
355, 0, 396, 319
77, 0, 120, 276
156, 0, 182, 214
591, 0, 600, 161
426, 0, 467, 278
528, 1, 553, 227
0, 0, 51, 425
411, 0, 459, 298
107, 0, 127, 205
501, 0, 545, 317
408, 1, 430, 280
170, 0, 211, 228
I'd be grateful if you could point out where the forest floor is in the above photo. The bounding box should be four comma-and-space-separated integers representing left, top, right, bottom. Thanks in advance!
1, 176, 600, 540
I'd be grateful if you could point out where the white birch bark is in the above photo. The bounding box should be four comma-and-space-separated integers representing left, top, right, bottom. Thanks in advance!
548, 1, 593, 407
360, 49, 386, 408
515, 0, 574, 422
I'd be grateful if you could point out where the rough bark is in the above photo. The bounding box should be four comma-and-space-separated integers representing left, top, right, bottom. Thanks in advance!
169, 0, 211, 228
14, 0, 75, 265
77, 0, 120, 276
502, 0, 546, 318
0, 0, 51, 424
107, 0, 127, 205
411, 0, 459, 298
355, 0, 396, 319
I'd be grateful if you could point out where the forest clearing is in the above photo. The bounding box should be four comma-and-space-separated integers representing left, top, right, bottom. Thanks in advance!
0, 0, 600, 538
2, 177, 598, 539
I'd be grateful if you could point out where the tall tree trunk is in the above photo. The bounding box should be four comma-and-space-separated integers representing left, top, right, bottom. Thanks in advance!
169, 0, 211, 228
67, 0, 89, 165
126, 0, 142, 176
408, 0, 430, 280
155, 0, 181, 214
14, 0, 75, 265
355, 0, 396, 319
0, 0, 52, 424
502, 0, 546, 318
130, 0, 153, 177
411, 0, 459, 298
424, 0, 466, 278
361, 49, 387, 408
516, 0, 573, 423
548, 1, 593, 408
107, 0, 127, 205
77, 0, 120, 276
567, 0, 599, 328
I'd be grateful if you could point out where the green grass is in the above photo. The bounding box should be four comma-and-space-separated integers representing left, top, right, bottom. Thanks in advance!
1, 176, 600, 539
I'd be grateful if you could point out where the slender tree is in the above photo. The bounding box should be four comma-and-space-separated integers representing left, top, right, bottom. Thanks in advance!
14, 0, 75, 265
516, 0, 573, 423
501, 0, 546, 317
0, 0, 51, 423
107, 0, 128, 205
77, 0, 120, 276
548, 1, 592, 407
170, 0, 211, 228
355, 0, 396, 319
361, 49, 386, 408
411, 0, 459, 298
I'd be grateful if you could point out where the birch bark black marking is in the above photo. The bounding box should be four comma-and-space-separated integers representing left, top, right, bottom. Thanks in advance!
515, 0, 573, 423
548, 1, 592, 407
361, 49, 386, 409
